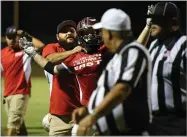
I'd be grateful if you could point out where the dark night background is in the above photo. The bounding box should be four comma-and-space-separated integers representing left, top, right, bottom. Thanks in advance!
1, 1, 186, 47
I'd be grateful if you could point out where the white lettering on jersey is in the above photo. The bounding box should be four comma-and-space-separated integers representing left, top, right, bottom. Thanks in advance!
73, 54, 102, 71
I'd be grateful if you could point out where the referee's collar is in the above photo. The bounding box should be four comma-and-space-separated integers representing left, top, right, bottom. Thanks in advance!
116, 36, 135, 53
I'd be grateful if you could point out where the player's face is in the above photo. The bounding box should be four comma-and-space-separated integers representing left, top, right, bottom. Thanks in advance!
57, 26, 77, 44
6, 36, 20, 49
80, 28, 97, 43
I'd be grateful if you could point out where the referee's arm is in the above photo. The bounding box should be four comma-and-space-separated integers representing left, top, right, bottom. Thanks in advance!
76, 83, 131, 135
92, 83, 131, 118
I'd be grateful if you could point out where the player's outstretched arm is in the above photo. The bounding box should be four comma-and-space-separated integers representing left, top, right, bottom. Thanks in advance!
19, 37, 69, 75
33, 54, 59, 75
137, 5, 154, 46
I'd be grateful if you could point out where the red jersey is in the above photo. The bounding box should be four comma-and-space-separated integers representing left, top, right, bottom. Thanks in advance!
42, 43, 82, 115
63, 45, 106, 106
1, 46, 32, 97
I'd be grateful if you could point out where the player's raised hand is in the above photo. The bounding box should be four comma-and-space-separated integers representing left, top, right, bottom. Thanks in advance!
146, 5, 154, 26
19, 37, 37, 57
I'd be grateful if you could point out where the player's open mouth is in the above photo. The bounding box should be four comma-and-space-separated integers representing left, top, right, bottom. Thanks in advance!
67, 37, 74, 40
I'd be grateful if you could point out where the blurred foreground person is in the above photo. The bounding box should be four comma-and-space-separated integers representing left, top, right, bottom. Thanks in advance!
1, 26, 44, 136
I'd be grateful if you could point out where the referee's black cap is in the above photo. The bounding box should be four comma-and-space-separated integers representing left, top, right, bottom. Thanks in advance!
57, 20, 76, 34
147, 2, 180, 21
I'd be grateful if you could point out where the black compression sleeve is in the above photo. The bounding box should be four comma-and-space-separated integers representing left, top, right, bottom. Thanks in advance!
56, 64, 66, 72
43, 62, 55, 75
56, 63, 73, 73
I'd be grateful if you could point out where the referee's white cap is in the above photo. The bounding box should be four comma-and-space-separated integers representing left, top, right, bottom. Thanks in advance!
92, 8, 131, 31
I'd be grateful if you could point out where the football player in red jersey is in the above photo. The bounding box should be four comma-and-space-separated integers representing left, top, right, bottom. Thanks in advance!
1, 26, 45, 136
68, 17, 107, 106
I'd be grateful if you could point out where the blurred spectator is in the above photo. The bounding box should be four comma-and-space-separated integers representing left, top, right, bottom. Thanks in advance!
1, 26, 44, 136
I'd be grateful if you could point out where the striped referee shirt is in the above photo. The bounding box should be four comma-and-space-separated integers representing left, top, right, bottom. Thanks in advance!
88, 38, 152, 135
149, 31, 186, 115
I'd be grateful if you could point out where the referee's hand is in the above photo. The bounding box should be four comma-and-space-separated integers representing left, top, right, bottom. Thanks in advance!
77, 114, 97, 136
72, 107, 88, 124
146, 5, 154, 26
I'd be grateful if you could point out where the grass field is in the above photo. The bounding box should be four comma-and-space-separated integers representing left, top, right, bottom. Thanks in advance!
1, 76, 50, 136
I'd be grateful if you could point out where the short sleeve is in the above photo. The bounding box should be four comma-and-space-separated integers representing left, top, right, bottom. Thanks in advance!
42, 44, 57, 57
117, 47, 147, 88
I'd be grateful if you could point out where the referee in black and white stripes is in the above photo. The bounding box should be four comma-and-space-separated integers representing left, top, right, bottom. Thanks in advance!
138, 2, 186, 135
72, 8, 152, 136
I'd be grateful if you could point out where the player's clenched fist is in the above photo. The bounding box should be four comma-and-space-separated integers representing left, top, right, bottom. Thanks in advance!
19, 37, 37, 57
72, 46, 83, 53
